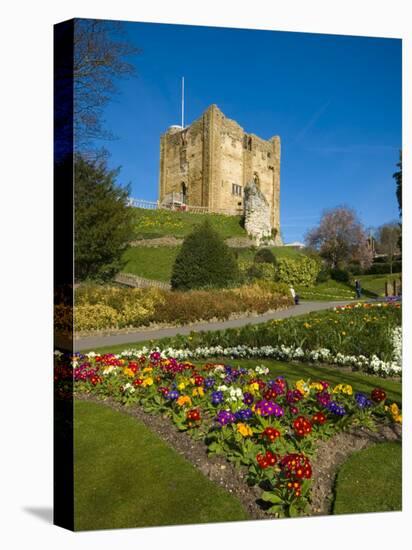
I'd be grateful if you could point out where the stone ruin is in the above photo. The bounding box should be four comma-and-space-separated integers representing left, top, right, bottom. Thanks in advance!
243, 179, 278, 246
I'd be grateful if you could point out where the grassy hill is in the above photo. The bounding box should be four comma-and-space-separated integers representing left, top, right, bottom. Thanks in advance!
132, 207, 246, 240
122, 245, 304, 282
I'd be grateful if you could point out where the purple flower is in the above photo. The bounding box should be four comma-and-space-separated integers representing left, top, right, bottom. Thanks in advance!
211, 391, 224, 405
316, 390, 331, 407
235, 408, 253, 421
355, 392, 372, 409
327, 401, 346, 416
204, 377, 216, 389
255, 399, 284, 417
243, 392, 254, 405
216, 410, 236, 426
286, 389, 303, 404
167, 390, 179, 400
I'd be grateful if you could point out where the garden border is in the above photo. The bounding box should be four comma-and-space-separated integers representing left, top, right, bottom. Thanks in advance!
75, 393, 401, 519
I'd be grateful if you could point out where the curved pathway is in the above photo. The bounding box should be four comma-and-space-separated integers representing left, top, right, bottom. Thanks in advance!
75, 300, 352, 352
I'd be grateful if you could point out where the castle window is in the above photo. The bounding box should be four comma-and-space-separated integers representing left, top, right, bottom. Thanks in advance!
248, 137, 252, 151
232, 184, 242, 196
267, 152, 271, 158
243, 135, 248, 149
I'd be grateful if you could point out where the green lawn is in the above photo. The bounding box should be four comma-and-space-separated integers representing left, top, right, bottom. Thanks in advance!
235, 246, 304, 262
333, 442, 402, 514
358, 273, 401, 297
122, 246, 178, 281
74, 400, 248, 530
133, 207, 246, 240
121, 244, 305, 283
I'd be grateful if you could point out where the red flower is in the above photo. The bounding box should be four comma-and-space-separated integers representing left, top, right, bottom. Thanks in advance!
312, 412, 327, 425
264, 388, 278, 400
371, 388, 386, 403
256, 450, 278, 469
133, 378, 143, 387
186, 409, 201, 422
262, 427, 281, 442
194, 375, 205, 386
293, 416, 312, 437
128, 361, 139, 373
280, 453, 312, 480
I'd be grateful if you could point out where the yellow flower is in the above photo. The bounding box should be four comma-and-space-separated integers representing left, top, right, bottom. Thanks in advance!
177, 395, 192, 407
303, 322, 311, 329
310, 382, 324, 392
177, 382, 187, 391
237, 423, 253, 437
247, 382, 260, 395
295, 379, 310, 396
341, 331, 346, 336
143, 367, 153, 373
390, 403, 402, 422
192, 387, 204, 397
142, 377, 154, 387
332, 384, 352, 395
123, 367, 135, 377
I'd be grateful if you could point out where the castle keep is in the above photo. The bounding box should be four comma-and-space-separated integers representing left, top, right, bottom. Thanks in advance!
159, 104, 281, 240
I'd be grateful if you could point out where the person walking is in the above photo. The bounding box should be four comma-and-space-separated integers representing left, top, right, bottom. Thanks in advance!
355, 279, 362, 299
290, 286, 300, 305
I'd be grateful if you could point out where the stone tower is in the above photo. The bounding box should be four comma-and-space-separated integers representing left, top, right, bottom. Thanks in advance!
159, 104, 281, 242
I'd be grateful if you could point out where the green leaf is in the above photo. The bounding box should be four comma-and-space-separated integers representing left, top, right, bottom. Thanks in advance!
261, 491, 283, 504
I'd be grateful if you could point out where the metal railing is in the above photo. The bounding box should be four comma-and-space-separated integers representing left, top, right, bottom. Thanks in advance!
114, 272, 171, 290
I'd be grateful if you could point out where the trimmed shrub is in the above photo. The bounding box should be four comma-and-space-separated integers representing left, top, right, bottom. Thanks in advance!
171, 221, 239, 290
254, 248, 277, 265
276, 256, 321, 287
246, 262, 276, 282
330, 268, 351, 283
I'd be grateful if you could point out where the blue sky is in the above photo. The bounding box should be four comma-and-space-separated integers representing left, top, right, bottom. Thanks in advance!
99, 21, 402, 243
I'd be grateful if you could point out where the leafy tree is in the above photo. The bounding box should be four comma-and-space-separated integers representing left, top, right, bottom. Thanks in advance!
74, 155, 134, 282
393, 150, 402, 217
375, 223, 401, 274
305, 207, 373, 270
171, 221, 239, 290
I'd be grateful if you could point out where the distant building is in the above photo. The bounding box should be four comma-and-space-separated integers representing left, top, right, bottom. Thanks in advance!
158, 104, 281, 241
284, 242, 305, 249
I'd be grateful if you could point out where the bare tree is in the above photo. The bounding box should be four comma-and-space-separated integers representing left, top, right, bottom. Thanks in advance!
74, 19, 140, 150
305, 207, 373, 270
375, 223, 401, 273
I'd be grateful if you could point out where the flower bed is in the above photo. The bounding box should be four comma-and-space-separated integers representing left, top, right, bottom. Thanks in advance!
142, 302, 401, 377
60, 351, 402, 518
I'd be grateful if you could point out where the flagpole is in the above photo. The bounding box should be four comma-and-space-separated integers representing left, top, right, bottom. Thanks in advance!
181, 76, 185, 128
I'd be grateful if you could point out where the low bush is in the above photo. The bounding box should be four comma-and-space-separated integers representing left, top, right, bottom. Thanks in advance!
316, 267, 331, 283
366, 262, 402, 275
254, 248, 277, 265
70, 282, 293, 332
276, 256, 321, 287
330, 268, 350, 283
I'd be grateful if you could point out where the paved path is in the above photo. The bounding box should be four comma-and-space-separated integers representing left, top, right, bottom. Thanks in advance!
75, 300, 352, 352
